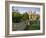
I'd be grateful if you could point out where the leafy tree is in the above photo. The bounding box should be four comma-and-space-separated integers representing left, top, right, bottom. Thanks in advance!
12, 11, 29, 23
12, 11, 22, 23
36, 14, 40, 20
22, 12, 29, 20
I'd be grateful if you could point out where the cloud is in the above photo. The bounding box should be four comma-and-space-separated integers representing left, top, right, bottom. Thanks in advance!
12, 6, 40, 14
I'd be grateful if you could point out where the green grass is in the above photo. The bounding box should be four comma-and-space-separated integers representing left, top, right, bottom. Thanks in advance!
24, 20, 40, 30
12, 20, 40, 31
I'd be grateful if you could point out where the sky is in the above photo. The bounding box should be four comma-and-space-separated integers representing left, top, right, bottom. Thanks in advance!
12, 6, 40, 14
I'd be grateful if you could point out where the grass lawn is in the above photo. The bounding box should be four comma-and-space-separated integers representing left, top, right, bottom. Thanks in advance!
24, 20, 40, 30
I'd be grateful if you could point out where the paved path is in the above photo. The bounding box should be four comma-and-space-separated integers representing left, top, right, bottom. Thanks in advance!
12, 21, 28, 31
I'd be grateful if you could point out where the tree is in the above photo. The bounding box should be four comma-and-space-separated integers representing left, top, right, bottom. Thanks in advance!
36, 14, 40, 20
22, 12, 29, 20
12, 11, 22, 23
12, 11, 29, 23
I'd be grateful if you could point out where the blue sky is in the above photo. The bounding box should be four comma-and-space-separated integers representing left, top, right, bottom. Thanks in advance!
12, 6, 40, 14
